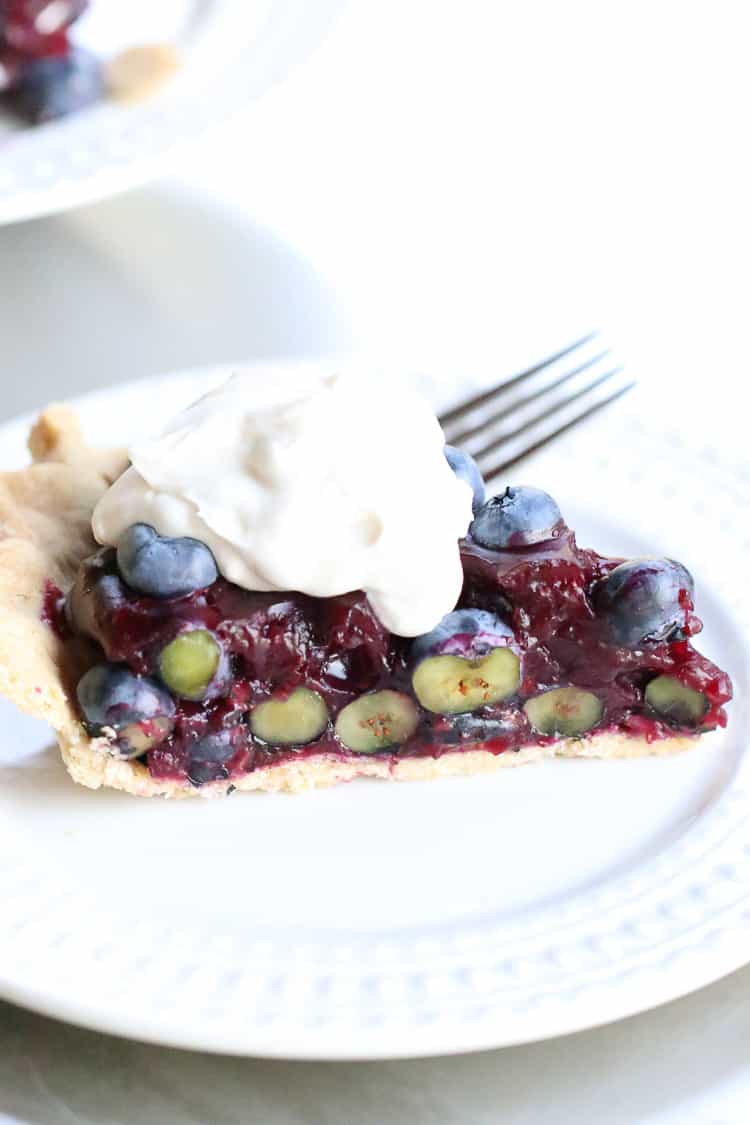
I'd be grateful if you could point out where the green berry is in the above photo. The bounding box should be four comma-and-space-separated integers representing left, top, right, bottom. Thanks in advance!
335, 690, 418, 753
524, 687, 603, 737
645, 675, 708, 725
159, 629, 221, 700
250, 687, 329, 746
412, 648, 520, 714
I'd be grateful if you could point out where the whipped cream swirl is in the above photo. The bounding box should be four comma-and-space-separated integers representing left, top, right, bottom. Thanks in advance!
92, 369, 473, 636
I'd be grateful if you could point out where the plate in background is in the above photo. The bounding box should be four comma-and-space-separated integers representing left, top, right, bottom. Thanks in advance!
0, 365, 748, 1059
0, 0, 341, 224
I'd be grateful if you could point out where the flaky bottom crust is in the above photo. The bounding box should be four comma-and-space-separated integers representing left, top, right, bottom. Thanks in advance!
59, 726, 699, 798
0, 407, 699, 799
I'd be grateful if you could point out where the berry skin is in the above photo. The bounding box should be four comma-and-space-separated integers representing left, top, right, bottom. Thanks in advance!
444, 444, 486, 514
76, 663, 175, 758
593, 558, 694, 647
469, 486, 563, 550
65, 549, 127, 646
186, 729, 240, 785
9, 47, 101, 123
117, 523, 218, 600
410, 607, 514, 665
432, 710, 526, 745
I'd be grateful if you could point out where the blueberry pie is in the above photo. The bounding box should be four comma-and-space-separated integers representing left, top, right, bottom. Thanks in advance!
1, 1, 178, 122
0, 376, 733, 798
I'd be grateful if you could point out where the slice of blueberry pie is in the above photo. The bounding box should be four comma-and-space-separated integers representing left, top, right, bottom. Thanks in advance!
0, 374, 733, 798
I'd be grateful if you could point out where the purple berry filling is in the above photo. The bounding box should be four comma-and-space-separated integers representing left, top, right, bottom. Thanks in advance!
51, 507, 733, 786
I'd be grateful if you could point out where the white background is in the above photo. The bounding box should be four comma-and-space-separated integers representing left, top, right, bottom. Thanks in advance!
1, 1, 749, 1122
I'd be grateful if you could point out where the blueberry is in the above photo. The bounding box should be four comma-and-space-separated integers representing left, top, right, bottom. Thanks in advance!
593, 558, 694, 647
186, 728, 240, 785
335, 691, 419, 753
444, 445, 486, 514
117, 524, 218, 599
433, 712, 521, 745
9, 48, 102, 123
250, 687, 328, 746
469, 486, 563, 549
410, 608, 520, 715
645, 675, 707, 726
77, 663, 175, 758
524, 687, 603, 737
66, 549, 127, 645
158, 629, 227, 701
410, 608, 514, 665
412, 648, 520, 714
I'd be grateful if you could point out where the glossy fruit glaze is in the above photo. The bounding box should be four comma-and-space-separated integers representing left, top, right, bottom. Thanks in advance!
54, 525, 733, 786
459, 532, 730, 731
41, 579, 70, 638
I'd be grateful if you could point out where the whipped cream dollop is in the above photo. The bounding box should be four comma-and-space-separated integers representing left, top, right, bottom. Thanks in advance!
92, 369, 474, 636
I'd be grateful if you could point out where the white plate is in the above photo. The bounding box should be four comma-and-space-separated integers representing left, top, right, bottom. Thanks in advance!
0, 366, 748, 1059
0, 0, 340, 225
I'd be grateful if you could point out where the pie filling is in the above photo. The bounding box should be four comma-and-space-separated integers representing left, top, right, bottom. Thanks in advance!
56, 487, 733, 788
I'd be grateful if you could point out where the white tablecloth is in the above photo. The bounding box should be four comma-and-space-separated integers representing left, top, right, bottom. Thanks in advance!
0, 3, 748, 1122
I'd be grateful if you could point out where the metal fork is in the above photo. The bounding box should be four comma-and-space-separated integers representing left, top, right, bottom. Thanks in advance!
439, 333, 635, 481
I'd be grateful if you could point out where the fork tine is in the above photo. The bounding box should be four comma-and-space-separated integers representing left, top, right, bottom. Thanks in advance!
478, 382, 636, 480
470, 365, 624, 462
446, 349, 611, 447
438, 331, 600, 429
